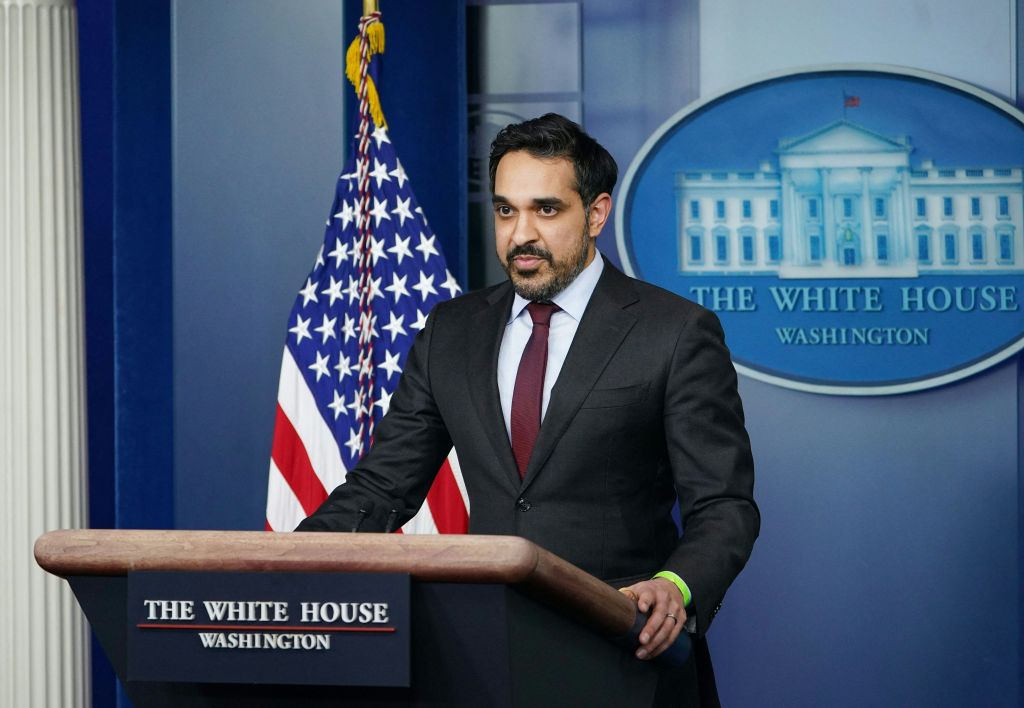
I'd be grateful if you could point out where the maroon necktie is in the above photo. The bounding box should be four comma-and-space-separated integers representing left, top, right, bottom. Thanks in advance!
511, 302, 559, 478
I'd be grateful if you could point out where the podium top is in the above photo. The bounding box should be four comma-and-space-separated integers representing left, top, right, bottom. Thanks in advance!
35, 529, 636, 637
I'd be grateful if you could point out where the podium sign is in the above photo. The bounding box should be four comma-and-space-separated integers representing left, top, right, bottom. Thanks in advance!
126, 571, 410, 687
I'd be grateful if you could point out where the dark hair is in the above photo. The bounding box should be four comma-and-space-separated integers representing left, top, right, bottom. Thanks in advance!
488, 113, 618, 209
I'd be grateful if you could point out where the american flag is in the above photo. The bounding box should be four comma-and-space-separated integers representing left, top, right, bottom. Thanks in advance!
266, 14, 468, 534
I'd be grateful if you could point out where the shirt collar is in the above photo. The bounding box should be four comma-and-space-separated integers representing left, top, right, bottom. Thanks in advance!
507, 249, 605, 325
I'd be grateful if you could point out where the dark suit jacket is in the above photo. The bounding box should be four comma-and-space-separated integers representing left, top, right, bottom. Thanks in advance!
298, 259, 759, 697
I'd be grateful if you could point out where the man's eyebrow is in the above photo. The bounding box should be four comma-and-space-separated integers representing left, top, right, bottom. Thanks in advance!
532, 196, 568, 208
490, 194, 569, 207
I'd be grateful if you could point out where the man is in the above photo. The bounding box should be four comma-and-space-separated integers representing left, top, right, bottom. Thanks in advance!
298, 113, 758, 702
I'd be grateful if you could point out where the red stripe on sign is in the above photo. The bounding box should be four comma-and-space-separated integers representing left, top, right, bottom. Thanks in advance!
137, 623, 395, 633
425, 460, 469, 534
270, 404, 329, 515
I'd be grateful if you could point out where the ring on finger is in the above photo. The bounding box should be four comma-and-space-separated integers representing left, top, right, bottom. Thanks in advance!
666, 613, 678, 623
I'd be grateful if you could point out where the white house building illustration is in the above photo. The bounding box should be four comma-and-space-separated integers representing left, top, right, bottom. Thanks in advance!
676, 120, 1023, 278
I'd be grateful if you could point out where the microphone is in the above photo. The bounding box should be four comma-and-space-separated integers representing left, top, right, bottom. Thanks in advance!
349, 499, 374, 532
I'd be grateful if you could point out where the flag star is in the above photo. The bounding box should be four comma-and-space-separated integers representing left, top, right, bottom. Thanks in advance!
340, 170, 358, 187
321, 275, 344, 306
372, 124, 390, 147
415, 206, 429, 226
344, 426, 363, 458
382, 311, 407, 341
334, 352, 353, 381
315, 244, 325, 268
334, 201, 356, 230
327, 238, 350, 268
388, 234, 413, 265
344, 275, 361, 304
341, 313, 357, 343
298, 278, 319, 307
380, 350, 403, 380
289, 314, 312, 344
327, 390, 347, 420
314, 313, 338, 343
389, 160, 407, 188
385, 273, 410, 303
416, 232, 439, 261
374, 388, 393, 416
369, 158, 391, 189
411, 309, 429, 331
308, 351, 331, 381
412, 271, 438, 301
369, 236, 389, 265
370, 197, 391, 227
367, 275, 384, 301
441, 270, 462, 298
391, 196, 413, 226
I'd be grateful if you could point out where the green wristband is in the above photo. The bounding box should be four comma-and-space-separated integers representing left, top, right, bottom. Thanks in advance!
653, 570, 692, 607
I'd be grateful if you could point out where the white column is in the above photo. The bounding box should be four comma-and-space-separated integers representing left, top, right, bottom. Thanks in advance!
1, 1, 89, 707
889, 178, 904, 264
782, 172, 802, 264
900, 168, 914, 261
820, 168, 834, 261
860, 167, 875, 263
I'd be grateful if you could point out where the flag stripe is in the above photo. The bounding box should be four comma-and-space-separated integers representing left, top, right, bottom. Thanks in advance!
276, 348, 348, 493
425, 458, 469, 534
400, 499, 440, 535
270, 404, 329, 516
446, 447, 470, 509
265, 460, 310, 532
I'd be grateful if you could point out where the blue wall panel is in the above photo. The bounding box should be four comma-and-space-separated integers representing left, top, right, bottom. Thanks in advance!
112, 0, 175, 532
715, 363, 1019, 705
79, 1, 174, 705
171, 0, 347, 531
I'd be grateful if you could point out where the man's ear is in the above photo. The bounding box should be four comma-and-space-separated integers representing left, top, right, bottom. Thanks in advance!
588, 192, 613, 237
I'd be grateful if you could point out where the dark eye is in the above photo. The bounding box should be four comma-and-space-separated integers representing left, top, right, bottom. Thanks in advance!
495, 205, 513, 217
539, 205, 557, 216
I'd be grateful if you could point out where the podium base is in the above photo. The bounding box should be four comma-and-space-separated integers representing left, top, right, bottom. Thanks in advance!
71, 577, 694, 706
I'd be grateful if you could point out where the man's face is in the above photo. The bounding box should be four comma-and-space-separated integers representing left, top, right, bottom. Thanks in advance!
492, 151, 599, 301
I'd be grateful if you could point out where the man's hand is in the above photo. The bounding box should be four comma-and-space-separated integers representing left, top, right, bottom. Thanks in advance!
619, 578, 686, 660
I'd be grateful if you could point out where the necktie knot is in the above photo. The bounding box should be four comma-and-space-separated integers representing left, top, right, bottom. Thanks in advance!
526, 301, 559, 327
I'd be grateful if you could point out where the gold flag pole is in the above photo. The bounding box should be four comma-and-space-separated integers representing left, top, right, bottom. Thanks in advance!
363, 0, 379, 16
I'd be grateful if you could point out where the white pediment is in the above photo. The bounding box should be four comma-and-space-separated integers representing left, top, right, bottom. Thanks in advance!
778, 120, 910, 155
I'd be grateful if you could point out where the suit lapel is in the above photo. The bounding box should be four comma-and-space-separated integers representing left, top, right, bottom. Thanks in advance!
521, 262, 639, 490
466, 281, 522, 488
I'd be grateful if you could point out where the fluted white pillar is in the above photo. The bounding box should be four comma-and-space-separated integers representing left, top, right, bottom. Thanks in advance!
1, 0, 89, 706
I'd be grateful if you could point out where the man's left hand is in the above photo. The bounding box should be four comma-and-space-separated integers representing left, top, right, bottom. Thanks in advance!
619, 578, 686, 660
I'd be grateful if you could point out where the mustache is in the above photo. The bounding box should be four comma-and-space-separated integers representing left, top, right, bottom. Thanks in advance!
506, 244, 553, 266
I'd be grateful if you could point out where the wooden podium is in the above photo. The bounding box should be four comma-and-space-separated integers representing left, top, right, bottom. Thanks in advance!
35, 530, 689, 707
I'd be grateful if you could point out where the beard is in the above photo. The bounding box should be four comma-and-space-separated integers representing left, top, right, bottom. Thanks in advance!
502, 226, 591, 301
